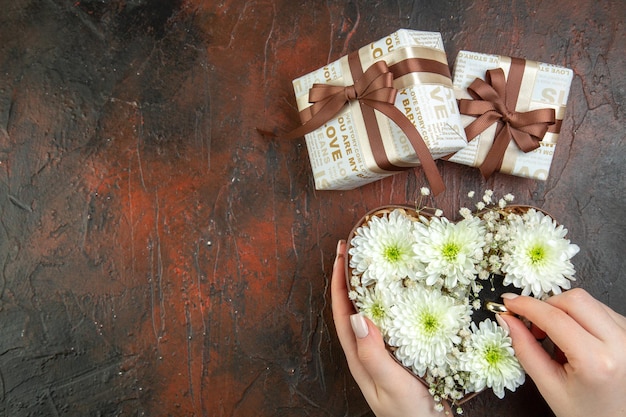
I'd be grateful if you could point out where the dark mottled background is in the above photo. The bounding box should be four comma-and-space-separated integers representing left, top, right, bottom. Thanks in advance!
0, 0, 624, 416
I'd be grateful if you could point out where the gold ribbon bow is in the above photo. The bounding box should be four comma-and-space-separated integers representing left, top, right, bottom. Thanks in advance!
458, 65, 556, 179
282, 54, 445, 195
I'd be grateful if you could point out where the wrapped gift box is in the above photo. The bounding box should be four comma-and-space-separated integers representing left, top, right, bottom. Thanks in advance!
447, 50, 574, 180
291, 29, 467, 192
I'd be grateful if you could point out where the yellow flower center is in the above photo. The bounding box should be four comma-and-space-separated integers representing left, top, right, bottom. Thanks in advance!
527, 244, 546, 265
384, 245, 402, 262
442, 241, 460, 261
370, 303, 385, 321
419, 311, 440, 336
484, 345, 503, 366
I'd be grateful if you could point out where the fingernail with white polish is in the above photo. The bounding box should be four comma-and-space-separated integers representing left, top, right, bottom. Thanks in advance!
495, 314, 510, 332
334, 240, 345, 269
501, 292, 519, 300
336, 240, 345, 254
350, 313, 369, 339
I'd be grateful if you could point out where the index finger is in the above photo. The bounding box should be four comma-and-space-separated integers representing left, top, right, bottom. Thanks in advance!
545, 288, 625, 340
502, 294, 600, 360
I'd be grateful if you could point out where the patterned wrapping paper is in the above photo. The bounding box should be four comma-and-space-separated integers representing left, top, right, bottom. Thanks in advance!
291, 29, 467, 191
447, 50, 574, 180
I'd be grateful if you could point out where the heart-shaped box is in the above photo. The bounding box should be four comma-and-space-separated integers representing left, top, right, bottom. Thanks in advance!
344, 202, 578, 408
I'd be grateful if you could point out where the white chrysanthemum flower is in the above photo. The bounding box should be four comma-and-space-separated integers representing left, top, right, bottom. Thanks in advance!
353, 284, 399, 335
460, 319, 525, 399
387, 286, 469, 376
349, 209, 423, 286
413, 216, 486, 289
501, 209, 579, 297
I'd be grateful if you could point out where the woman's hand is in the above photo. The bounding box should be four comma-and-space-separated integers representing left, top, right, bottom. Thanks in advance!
500, 289, 626, 417
331, 240, 449, 417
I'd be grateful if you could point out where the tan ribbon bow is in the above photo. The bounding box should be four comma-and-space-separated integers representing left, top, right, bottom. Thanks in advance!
282, 57, 445, 195
458, 67, 556, 179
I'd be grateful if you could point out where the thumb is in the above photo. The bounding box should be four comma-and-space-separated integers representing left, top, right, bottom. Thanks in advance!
350, 314, 449, 415
499, 314, 564, 398
350, 314, 412, 387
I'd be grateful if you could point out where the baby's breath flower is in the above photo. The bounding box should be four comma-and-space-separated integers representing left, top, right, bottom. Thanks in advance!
472, 280, 484, 292
452, 390, 464, 400
421, 187, 431, 196
459, 207, 472, 219
482, 189, 493, 204
476, 201, 485, 210
504, 193, 514, 202
350, 275, 360, 287
467, 191, 475, 198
